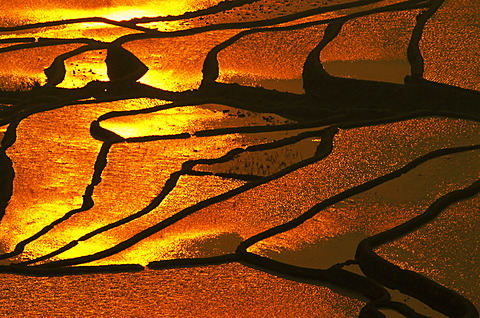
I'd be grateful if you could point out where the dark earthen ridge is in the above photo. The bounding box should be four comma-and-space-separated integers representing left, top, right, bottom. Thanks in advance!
237, 251, 391, 306
148, 254, 238, 269
0, 263, 143, 276
0, 119, 20, 221
0, 38, 104, 54
406, 0, 445, 81
0, 0, 388, 38
2, 5, 479, 128
8, 133, 480, 318
0, 38, 36, 45
328, 2, 479, 313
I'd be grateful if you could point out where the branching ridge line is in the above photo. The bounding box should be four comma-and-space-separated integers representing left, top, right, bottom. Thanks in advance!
114, 0, 415, 44
237, 144, 480, 251
0, 0, 431, 60
21, 126, 334, 265
200, 0, 431, 85
0, 4, 477, 316
0, 0, 382, 40
18, 145, 245, 265
235, 251, 391, 303
26, 127, 337, 268
0, 142, 113, 260
0, 119, 21, 222
406, 0, 445, 81
148, 250, 395, 308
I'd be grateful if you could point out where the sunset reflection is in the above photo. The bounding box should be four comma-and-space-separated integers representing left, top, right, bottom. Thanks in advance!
1, 0, 479, 317
1, 0, 224, 22
100, 106, 226, 137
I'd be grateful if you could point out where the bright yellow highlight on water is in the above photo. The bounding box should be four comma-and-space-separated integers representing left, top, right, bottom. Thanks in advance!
1, 0, 225, 21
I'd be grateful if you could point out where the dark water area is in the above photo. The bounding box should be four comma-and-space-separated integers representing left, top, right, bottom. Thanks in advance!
0, 0, 479, 317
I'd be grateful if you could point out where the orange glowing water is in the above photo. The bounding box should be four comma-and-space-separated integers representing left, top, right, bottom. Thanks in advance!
1, 0, 479, 316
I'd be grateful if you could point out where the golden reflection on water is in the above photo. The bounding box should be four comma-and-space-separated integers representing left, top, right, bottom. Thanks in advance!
0, 23, 140, 43
0, 0, 225, 22
6, 99, 298, 264
101, 106, 226, 137
26, 125, 321, 265
1, 112, 102, 252
1, 0, 479, 315
101, 104, 293, 138
0, 125, 7, 143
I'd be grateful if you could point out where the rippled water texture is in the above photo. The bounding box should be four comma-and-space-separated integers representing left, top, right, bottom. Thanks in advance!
0, 0, 479, 317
